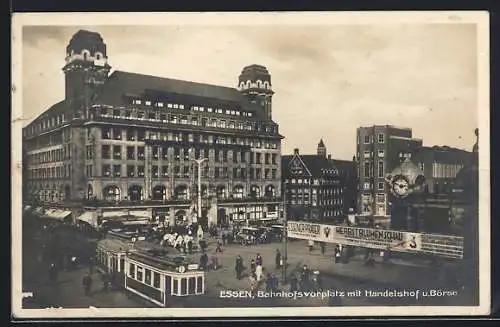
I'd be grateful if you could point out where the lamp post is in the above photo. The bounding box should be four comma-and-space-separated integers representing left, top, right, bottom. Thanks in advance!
194, 158, 208, 224
282, 184, 288, 284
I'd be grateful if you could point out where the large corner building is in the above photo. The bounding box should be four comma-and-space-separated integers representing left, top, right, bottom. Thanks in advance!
22, 30, 284, 226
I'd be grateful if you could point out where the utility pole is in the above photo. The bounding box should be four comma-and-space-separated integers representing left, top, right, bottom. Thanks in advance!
282, 185, 288, 284
194, 158, 208, 224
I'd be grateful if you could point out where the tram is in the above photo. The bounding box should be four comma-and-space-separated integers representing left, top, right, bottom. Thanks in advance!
124, 248, 205, 307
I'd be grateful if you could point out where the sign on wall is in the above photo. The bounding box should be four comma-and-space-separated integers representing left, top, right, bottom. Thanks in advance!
286, 221, 462, 259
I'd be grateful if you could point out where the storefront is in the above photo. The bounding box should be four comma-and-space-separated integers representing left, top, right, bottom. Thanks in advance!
124, 250, 205, 307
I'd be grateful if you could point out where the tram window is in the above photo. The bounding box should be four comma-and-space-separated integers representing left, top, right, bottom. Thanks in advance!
188, 277, 196, 294
129, 263, 135, 278
120, 259, 125, 272
154, 272, 161, 288
196, 277, 203, 293
145, 269, 152, 285
180, 278, 187, 295
166, 276, 172, 295
173, 279, 179, 295
137, 267, 144, 282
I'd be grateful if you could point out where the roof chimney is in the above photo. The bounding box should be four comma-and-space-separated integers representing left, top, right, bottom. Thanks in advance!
293, 148, 299, 155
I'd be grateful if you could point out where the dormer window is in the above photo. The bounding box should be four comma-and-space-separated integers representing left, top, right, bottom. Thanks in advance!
157, 102, 164, 107
179, 104, 184, 109
145, 100, 152, 106
133, 99, 142, 105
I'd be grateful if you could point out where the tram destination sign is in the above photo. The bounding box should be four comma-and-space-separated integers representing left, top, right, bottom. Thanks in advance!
286, 221, 463, 259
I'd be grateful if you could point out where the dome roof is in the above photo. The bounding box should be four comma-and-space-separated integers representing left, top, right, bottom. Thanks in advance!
66, 29, 107, 56
238, 64, 271, 84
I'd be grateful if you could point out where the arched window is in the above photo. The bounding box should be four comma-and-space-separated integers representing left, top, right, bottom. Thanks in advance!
250, 185, 260, 199
233, 185, 244, 199
103, 185, 121, 202
152, 185, 167, 200
265, 185, 276, 198
174, 185, 189, 200
216, 186, 226, 199
128, 185, 143, 201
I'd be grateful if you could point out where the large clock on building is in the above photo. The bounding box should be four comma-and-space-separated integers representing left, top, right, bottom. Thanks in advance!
390, 175, 410, 198
290, 157, 303, 175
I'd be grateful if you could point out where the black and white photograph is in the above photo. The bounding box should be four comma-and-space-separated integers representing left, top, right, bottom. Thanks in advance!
11, 12, 490, 318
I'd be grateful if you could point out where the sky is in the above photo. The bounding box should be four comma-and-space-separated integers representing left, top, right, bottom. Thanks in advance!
21, 23, 478, 160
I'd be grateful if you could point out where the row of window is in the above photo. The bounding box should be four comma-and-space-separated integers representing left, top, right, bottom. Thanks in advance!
361, 193, 386, 204
28, 146, 71, 165
99, 127, 279, 149
24, 130, 68, 150
95, 108, 276, 134
96, 144, 278, 165
25, 114, 67, 137
363, 182, 386, 191
96, 164, 278, 180
28, 165, 71, 180
360, 133, 385, 144
431, 163, 463, 179
288, 188, 344, 195
362, 149, 385, 159
284, 178, 341, 185
362, 161, 385, 178
288, 195, 344, 206
128, 263, 162, 289
130, 99, 254, 118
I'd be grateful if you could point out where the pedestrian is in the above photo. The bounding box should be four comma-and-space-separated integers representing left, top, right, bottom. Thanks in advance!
290, 275, 298, 292
320, 242, 325, 255
334, 245, 341, 263
216, 239, 223, 253
256, 253, 263, 266
235, 255, 244, 280
265, 273, 272, 292
250, 259, 256, 274
275, 249, 281, 269
200, 253, 209, 271
188, 239, 193, 254
308, 239, 314, 253
271, 274, 279, 292
255, 263, 263, 282
222, 233, 227, 246
82, 274, 93, 296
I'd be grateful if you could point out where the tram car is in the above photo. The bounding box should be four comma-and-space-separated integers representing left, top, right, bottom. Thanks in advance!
124, 248, 205, 307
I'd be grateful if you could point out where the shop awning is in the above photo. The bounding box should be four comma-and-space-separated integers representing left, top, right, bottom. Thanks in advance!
102, 210, 130, 218
42, 209, 72, 221
129, 210, 151, 218
77, 211, 97, 227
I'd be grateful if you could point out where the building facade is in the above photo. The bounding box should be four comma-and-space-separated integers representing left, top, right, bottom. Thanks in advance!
22, 30, 284, 226
356, 125, 423, 217
281, 141, 355, 223
412, 145, 472, 195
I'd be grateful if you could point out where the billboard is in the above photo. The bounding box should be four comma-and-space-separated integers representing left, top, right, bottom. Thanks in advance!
286, 221, 463, 259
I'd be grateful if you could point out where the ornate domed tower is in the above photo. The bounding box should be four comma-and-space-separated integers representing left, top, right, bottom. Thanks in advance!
238, 64, 274, 120
317, 139, 326, 157
63, 30, 111, 118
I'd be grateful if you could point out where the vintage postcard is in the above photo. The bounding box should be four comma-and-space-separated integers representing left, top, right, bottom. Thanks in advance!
11, 11, 490, 319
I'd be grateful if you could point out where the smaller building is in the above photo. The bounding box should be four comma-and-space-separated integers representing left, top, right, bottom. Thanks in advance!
412, 145, 472, 195
281, 142, 355, 223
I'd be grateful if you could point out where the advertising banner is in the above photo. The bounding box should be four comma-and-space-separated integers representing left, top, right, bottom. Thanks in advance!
286, 221, 462, 259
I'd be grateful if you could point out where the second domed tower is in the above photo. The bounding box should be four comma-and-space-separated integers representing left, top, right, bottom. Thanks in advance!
238, 64, 274, 120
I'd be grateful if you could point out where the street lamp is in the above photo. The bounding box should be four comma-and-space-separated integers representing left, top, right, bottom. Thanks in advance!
194, 158, 208, 224
281, 183, 288, 284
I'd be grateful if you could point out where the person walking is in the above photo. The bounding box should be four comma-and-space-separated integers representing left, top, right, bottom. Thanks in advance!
334, 245, 341, 263
250, 259, 256, 275
216, 239, 223, 253
255, 263, 263, 282
200, 253, 209, 271
320, 242, 326, 255
290, 275, 298, 292
308, 239, 314, 253
275, 249, 282, 269
235, 255, 244, 280
222, 233, 227, 246
82, 273, 93, 296
256, 253, 263, 267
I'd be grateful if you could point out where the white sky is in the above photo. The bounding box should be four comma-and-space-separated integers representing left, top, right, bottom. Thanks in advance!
22, 23, 478, 160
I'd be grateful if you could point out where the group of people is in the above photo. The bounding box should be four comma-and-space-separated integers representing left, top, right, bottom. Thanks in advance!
289, 264, 323, 292
159, 224, 204, 254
